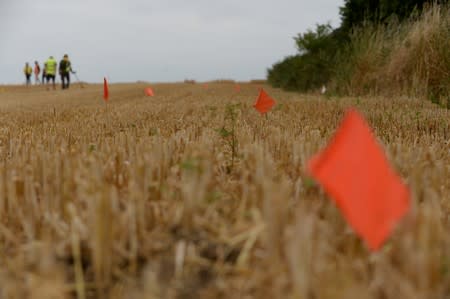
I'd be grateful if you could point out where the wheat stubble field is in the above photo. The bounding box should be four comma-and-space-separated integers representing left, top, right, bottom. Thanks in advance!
0, 82, 448, 299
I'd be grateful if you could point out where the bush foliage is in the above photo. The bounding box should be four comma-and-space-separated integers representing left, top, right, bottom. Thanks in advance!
268, 1, 450, 105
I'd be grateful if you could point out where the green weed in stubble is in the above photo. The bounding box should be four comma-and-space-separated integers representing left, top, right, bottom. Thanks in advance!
180, 158, 200, 172
148, 127, 158, 136
205, 190, 222, 204
216, 103, 241, 173
274, 103, 284, 112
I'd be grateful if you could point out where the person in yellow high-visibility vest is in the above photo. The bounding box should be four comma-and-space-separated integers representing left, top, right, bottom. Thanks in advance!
23, 62, 33, 86
44, 56, 57, 90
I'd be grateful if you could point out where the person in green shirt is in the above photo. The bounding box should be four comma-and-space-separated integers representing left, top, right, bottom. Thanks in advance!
59, 54, 74, 90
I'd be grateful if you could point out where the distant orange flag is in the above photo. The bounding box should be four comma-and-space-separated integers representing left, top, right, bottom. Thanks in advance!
253, 89, 275, 114
203, 83, 208, 89
144, 87, 154, 96
308, 109, 410, 251
235, 85, 241, 92
103, 77, 109, 102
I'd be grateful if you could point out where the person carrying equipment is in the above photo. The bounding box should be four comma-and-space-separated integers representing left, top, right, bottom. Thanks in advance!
34, 61, 41, 84
59, 54, 74, 89
23, 62, 33, 86
44, 56, 57, 90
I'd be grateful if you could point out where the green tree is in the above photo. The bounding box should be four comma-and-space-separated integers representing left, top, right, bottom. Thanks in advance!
295, 24, 335, 54
268, 0, 445, 94
268, 24, 338, 91
339, 0, 434, 32
339, 0, 381, 33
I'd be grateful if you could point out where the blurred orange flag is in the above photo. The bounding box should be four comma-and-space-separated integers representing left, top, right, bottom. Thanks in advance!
145, 87, 154, 96
103, 77, 109, 102
235, 85, 241, 92
254, 89, 275, 114
308, 109, 410, 251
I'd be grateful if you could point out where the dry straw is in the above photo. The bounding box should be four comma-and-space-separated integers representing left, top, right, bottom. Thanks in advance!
0, 82, 448, 298
333, 4, 450, 106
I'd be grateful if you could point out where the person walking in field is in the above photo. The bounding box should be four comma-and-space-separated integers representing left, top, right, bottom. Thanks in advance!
34, 61, 41, 84
44, 56, 57, 90
59, 54, 74, 89
23, 62, 33, 86
42, 63, 47, 84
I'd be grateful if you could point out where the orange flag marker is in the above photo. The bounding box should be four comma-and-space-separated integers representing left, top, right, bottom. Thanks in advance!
144, 87, 154, 96
103, 77, 109, 102
308, 109, 410, 251
235, 85, 241, 92
253, 89, 275, 114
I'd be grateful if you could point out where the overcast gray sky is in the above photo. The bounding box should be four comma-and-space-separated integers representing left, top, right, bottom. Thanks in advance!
0, 0, 342, 84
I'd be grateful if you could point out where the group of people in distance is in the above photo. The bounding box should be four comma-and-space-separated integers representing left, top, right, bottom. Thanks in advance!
23, 54, 75, 90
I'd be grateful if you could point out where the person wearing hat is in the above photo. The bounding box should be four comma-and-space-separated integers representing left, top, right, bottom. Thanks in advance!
59, 54, 74, 89
44, 56, 57, 90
